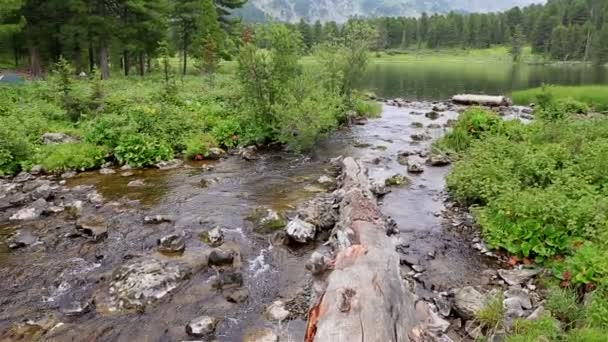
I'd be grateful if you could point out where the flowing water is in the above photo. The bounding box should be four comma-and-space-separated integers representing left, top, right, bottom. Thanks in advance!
0, 62, 605, 341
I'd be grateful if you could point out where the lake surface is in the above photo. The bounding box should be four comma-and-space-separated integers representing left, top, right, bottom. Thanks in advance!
363, 61, 608, 100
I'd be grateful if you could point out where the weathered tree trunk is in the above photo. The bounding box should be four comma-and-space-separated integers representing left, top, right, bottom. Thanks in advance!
123, 50, 130, 76
138, 52, 145, 77
99, 43, 110, 80
28, 45, 42, 79
183, 32, 189, 76
305, 157, 418, 342
88, 42, 95, 73
452, 94, 512, 107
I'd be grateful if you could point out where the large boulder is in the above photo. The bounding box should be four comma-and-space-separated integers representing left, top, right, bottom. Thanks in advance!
42, 132, 78, 144
453, 287, 486, 320
286, 218, 316, 243
296, 194, 337, 231
157, 233, 186, 255
9, 198, 48, 221
109, 258, 191, 311
407, 157, 425, 174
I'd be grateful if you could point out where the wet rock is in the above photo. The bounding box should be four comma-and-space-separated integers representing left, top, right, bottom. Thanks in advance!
432, 104, 447, 112
428, 154, 451, 167
207, 147, 227, 160
498, 268, 541, 286
306, 251, 331, 275
371, 181, 391, 196
212, 271, 243, 289
412, 264, 426, 273
10, 199, 47, 221
61, 300, 91, 316
31, 184, 54, 201
110, 258, 191, 311
121, 171, 135, 177
286, 218, 316, 243
186, 315, 218, 338
296, 194, 337, 231
99, 168, 115, 175
316, 175, 336, 189
425, 111, 440, 120
144, 215, 173, 224
30, 165, 43, 175
266, 300, 290, 321
8, 230, 38, 249
407, 157, 425, 174
397, 154, 409, 166
240, 146, 260, 161
86, 191, 104, 206
5, 315, 62, 341
202, 227, 224, 247
411, 122, 424, 128
4, 193, 29, 208
127, 179, 145, 187
155, 159, 183, 170
76, 216, 108, 242
14, 172, 34, 183
385, 174, 409, 187
249, 208, 286, 233
225, 287, 250, 303
427, 123, 442, 129
208, 249, 234, 266
411, 133, 431, 141
157, 233, 186, 255
42, 132, 78, 144
244, 328, 279, 342
453, 287, 486, 320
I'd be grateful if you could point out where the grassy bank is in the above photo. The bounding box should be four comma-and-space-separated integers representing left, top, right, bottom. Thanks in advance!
369, 46, 539, 64
513, 85, 608, 112
437, 102, 608, 339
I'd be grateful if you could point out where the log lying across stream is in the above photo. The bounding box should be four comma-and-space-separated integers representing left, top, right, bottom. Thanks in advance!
452, 94, 512, 107
305, 157, 418, 342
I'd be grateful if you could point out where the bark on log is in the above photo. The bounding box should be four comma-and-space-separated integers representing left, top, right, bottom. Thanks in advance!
305, 157, 418, 342
452, 94, 512, 107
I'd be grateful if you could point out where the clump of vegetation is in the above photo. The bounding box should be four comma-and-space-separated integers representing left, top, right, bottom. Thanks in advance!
476, 293, 505, 334
183, 134, 218, 160
36, 143, 107, 172
513, 85, 608, 112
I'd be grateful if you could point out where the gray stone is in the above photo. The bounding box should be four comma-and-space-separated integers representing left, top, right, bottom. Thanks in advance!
31, 184, 54, 200
266, 300, 290, 321
527, 306, 546, 320
504, 297, 526, 319
61, 300, 91, 316
155, 159, 183, 170
61, 171, 77, 179
411, 133, 431, 141
206, 227, 224, 246
186, 316, 218, 338
14, 172, 34, 183
296, 194, 337, 231
76, 216, 108, 242
225, 287, 249, 303
212, 272, 243, 289
121, 171, 135, 177
127, 179, 145, 187
86, 191, 104, 205
42, 132, 78, 144
434, 296, 452, 317
10, 199, 47, 221
110, 258, 191, 311
407, 157, 425, 174
8, 230, 38, 249
30, 165, 43, 175
371, 182, 391, 196
425, 111, 440, 120
428, 154, 451, 167
157, 234, 186, 254
207, 147, 227, 160
316, 175, 336, 188
504, 288, 532, 310
465, 320, 483, 340
453, 287, 486, 320
286, 218, 316, 243
99, 168, 116, 175
240, 146, 260, 161
208, 249, 234, 266
244, 328, 278, 342
144, 215, 172, 224
498, 268, 541, 286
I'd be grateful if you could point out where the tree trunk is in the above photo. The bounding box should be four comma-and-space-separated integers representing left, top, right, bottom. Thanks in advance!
146, 55, 152, 73
28, 45, 42, 79
123, 50, 130, 76
584, 28, 592, 62
89, 42, 95, 73
139, 51, 145, 77
183, 32, 189, 76
305, 157, 418, 342
99, 43, 110, 80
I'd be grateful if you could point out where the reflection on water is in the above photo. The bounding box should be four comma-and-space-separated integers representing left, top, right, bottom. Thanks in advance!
363, 62, 608, 99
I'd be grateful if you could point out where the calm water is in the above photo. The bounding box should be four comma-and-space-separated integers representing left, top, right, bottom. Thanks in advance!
363, 62, 608, 100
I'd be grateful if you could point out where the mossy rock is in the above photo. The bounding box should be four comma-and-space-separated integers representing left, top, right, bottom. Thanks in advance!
247, 208, 287, 234
385, 174, 410, 187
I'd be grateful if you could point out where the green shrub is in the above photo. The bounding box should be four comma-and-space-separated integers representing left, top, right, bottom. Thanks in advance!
36, 143, 107, 172
559, 98, 590, 115
183, 133, 218, 160
438, 107, 505, 152
353, 97, 381, 118
114, 134, 173, 167
0, 126, 31, 176
210, 118, 241, 148
546, 286, 583, 324
584, 287, 608, 329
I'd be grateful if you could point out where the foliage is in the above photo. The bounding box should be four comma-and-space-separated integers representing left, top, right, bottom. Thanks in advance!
114, 134, 173, 168
507, 315, 561, 342
546, 286, 583, 324
36, 143, 107, 172
509, 25, 526, 62
353, 98, 382, 118
476, 293, 505, 333
513, 86, 608, 112
183, 133, 217, 160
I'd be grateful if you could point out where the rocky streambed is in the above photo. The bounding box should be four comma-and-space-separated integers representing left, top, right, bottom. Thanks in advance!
0, 100, 539, 342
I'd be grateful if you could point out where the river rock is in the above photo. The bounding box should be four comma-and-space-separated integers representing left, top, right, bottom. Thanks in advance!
212, 271, 243, 289
61, 170, 77, 179
425, 111, 440, 120
266, 300, 290, 321
31, 184, 54, 201
155, 159, 183, 170
3, 193, 29, 209
61, 300, 91, 316
10, 199, 47, 221
42, 132, 78, 144
76, 216, 108, 242
121, 171, 135, 177
8, 229, 38, 249
434, 297, 452, 317
127, 179, 145, 187
411, 133, 431, 141
157, 233, 186, 254
186, 315, 218, 338
225, 287, 250, 303
453, 287, 486, 320
30, 165, 43, 175
306, 251, 332, 275
371, 182, 391, 196
240, 146, 260, 161
22, 179, 48, 193
144, 215, 173, 224
316, 175, 336, 188
208, 249, 234, 266
498, 268, 541, 286
244, 328, 279, 342
464, 320, 483, 340
407, 157, 425, 174
428, 154, 451, 167
286, 218, 316, 243
86, 191, 104, 206
504, 288, 532, 310
385, 174, 409, 187
250, 208, 286, 233
14, 172, 34, 183
207, 147, 227, 160
110, 258, 191, 311
99, 168, 116, 175
296, 194, 337, 231
203, 227, 224, 246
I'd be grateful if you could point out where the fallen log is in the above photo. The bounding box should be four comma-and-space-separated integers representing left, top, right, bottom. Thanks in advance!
452, 94, 512, 107
305, 157, 418, 342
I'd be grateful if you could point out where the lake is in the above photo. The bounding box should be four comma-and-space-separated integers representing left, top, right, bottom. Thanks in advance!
363, 61, 608, 100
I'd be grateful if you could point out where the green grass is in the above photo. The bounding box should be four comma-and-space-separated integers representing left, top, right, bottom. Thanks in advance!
512, 85, 608, 112
369, 46, 537, 64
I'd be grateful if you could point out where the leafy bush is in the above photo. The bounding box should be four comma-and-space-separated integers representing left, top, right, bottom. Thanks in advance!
114, 135, 173, 167
507, 315, 561, 342
437, 107, 505, 152
353, 97, 381, 118
546, 286, 583, 324
183, 133, 218, 160
0, 126, 31, 176
559, 98, 590, 115
36, 143, 107, 172
210, 118, 241, 148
